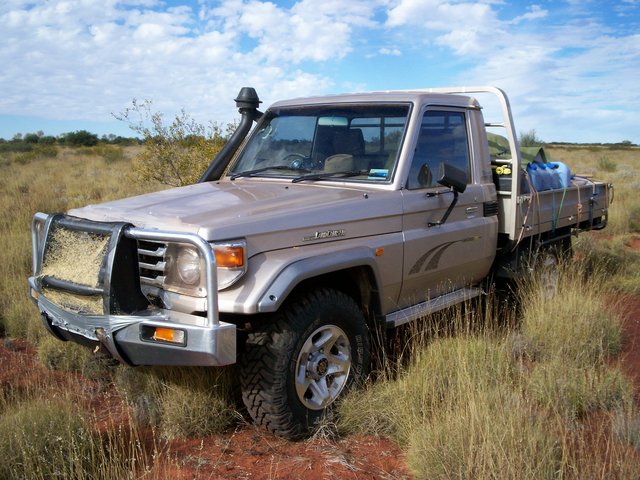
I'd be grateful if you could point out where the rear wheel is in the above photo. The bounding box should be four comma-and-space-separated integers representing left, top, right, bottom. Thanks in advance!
536, 237, 572, 298
239, 288, 370, 439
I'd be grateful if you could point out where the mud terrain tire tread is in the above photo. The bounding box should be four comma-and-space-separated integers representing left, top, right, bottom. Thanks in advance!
239, 288, 369, 439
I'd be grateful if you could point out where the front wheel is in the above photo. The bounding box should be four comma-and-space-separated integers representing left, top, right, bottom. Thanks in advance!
239, 289, 370, 439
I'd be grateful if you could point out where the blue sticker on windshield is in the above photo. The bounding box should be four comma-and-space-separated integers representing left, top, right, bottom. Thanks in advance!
368, 169, 389, 179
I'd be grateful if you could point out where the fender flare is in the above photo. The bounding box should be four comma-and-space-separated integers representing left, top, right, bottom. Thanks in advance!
255, 246, 383, 313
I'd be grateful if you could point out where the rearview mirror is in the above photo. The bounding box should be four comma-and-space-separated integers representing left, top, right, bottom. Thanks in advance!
318, 116, 348, 127
437, 163, 467, 193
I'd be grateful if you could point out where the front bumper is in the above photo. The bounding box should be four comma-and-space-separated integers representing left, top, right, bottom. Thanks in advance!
29, 212, 236, 366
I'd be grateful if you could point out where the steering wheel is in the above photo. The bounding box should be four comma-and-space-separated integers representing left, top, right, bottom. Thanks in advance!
282, 153, 308, 170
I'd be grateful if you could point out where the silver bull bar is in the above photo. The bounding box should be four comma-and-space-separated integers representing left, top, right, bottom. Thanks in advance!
28, 212, 236, 366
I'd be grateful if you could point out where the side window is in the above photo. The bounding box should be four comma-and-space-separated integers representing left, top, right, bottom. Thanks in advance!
407, 110, 471, 190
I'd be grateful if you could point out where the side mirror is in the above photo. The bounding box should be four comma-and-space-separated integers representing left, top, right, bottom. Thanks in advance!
427, 163, 467, 227
437, 163, 467, 193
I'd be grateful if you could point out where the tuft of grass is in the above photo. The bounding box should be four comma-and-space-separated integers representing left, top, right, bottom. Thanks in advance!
339, 332, 516, 444
629, 206, 640, 233
526, 361, 632, 421
114, 365, 238, 438
37, 335, 112, 379
574, 234, 640, 294
0, 399, 94, 480
113, 365, 165, 427
159, 367, 238, 439
406, 386, 560, 479
597, 156, 617, 172
612, 404, 640, 449
518, 261, 622, 366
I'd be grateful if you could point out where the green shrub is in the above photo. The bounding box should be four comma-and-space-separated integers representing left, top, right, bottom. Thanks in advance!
0, 142, 33, 153
13, 150, 38, 164
117, 99, 232, 186
59, 130, 99, 146
100, 145, 125, 163
34, 144, 58, 158
519, 129, 544, 147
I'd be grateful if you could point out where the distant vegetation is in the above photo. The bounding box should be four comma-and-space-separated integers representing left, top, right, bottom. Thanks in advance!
1, 103, 236, 186
0, 130, 139, 149
519, 129, 638, 148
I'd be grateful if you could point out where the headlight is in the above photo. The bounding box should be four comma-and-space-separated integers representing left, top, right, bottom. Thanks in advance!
164, 244, 206, 295
163, 240, 247, 296
176, 247, 201, 285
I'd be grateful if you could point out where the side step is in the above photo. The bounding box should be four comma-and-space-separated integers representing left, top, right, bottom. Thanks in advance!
385, 287, 483, 328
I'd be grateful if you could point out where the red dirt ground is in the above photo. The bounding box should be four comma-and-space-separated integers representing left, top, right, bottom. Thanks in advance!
612, 293, 640, 403
0, 338, 411, 479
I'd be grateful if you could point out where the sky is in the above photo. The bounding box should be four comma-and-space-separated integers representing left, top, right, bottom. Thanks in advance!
1, 0, 639, 143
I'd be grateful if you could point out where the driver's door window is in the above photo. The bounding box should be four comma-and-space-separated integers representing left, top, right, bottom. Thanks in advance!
407, 110, 471, 190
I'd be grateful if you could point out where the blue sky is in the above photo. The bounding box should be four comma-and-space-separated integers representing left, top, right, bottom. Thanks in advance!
1, 0, 639, 143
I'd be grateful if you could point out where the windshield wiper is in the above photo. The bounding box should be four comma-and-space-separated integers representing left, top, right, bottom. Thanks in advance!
291, 169, 369, 183
230, 165, 310, 180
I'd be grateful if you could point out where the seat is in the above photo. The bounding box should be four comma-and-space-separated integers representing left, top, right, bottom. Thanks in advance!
320, 128, 367, 172
324, 153, 355, 172
331, 129, 365, 157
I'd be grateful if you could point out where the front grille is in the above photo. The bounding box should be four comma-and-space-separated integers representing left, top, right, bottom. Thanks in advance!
137, 240, 167, 287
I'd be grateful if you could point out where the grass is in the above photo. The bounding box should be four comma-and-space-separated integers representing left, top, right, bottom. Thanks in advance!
0, 399, 95, 479
0, 143, 639, 477
113, 365, 238, 439
0, 145, 152, 340
338, 260, 639, 478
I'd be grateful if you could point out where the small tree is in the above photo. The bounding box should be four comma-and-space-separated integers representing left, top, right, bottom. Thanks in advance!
24, 133, 40, 144
116, 99, 233, 187
39, 136, 57, 145
59, 130, 99, 146
519, 129, 544, 147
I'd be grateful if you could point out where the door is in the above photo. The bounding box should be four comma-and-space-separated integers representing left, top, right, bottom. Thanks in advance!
398, 108, 497, 308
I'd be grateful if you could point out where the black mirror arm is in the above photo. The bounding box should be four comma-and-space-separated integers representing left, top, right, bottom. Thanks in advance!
428, 190, 459, 227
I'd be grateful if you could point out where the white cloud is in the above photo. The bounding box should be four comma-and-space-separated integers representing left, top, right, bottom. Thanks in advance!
0, 0, 638, 143
511, 5, 548, 24
0, 0, 364, 126
379, 47, 402, 56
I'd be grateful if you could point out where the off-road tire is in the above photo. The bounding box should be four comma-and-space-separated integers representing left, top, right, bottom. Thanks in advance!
239, 288, 370, 439
536, 237, 572, 298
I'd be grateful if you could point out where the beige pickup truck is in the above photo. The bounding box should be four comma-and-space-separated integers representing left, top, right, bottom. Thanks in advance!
28, 86, 611, 438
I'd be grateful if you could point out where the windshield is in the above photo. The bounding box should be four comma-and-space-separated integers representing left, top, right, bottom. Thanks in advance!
228, 104, 410, 183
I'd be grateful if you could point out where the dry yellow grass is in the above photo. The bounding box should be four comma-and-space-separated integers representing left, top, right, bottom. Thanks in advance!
1, 142, 639, 478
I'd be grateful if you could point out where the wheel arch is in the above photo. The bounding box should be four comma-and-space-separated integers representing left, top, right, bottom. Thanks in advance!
256, 248, 383, 320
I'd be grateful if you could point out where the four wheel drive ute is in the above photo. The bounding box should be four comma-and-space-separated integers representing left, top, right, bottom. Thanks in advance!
28, 86, 611, 439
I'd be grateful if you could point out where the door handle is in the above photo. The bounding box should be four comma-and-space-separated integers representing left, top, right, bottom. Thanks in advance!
465, 206, 479, 215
